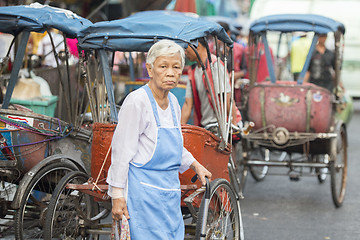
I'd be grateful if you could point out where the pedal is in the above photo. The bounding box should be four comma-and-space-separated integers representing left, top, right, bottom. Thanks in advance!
289, 171, 300, 181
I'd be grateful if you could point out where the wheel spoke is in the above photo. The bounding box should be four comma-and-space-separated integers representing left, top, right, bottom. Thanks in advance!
15, 163, 78, 239
196, 179, 242, 239
44, 171, 100, 240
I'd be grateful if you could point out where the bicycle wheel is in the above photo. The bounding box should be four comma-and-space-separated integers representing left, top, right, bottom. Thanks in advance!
15, 161, 78, 240
44, 171, 100, 240
249, 147, 269, 182
195, 178, 243, 240
330, 125, 348, 208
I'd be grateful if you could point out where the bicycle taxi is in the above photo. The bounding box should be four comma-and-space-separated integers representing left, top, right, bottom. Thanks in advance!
43, 10, 245, 239
0, 3, 93, 239
239, 14, 348, 207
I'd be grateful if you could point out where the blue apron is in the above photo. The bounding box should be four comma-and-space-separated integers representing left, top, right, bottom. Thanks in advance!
127, 85, 184, 239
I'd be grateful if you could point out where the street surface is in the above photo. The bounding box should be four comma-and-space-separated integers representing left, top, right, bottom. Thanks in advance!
240, 100, 360, 240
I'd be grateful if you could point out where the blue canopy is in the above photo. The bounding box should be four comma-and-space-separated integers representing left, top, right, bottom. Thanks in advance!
250, 14, 345, 35
0, 2, 92, 38
78, 10, 233, 52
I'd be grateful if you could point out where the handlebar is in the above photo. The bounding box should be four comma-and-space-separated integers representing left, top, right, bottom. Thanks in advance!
204, 177, 210, 199
191, 174, 210, 196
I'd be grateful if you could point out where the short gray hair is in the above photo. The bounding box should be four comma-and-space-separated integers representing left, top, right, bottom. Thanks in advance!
146, 39, 185, 69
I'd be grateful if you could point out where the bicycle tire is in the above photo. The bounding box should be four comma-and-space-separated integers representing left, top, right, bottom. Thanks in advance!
330, 125, 348, 208
43, 170, 100, 240
14, 161, 78, 240
195, 178, 243, 240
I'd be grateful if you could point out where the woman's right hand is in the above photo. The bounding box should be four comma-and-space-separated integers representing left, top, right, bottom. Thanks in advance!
112, 198, 130, 221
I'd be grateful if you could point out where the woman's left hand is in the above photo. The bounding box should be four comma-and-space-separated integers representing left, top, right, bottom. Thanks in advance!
190, 160, 212, 186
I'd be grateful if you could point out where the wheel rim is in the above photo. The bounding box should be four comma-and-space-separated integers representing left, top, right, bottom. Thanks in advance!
49, 173, 96, 239
331, 126, 348, 207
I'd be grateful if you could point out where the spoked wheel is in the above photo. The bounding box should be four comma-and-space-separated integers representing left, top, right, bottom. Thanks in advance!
15, 161, 78, 240
44, 171, 100, 240
195, 178, 243, 240
314, 154, 329, 183
330, 125, 348, 208
249, 147, 269, 182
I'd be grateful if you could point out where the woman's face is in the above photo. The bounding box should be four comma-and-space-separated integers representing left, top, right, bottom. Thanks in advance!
146, 53, 182, 91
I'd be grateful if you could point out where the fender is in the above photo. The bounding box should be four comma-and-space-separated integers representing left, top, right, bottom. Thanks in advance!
11, 154, 87, 209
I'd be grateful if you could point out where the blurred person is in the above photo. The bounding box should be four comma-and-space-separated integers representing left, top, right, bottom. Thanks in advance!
28, 32, 47, 55
235, 25, 248, 48
36, 29, 64, 67
290, 32, 311, 80
304, 34, 339, 92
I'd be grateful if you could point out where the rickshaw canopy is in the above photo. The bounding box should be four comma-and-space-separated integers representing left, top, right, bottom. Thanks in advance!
248, 14, 345, 85
78, 10, 233, 52
250, 14, 345, 35
1, 3, 92, 110
0, 2, 92, 38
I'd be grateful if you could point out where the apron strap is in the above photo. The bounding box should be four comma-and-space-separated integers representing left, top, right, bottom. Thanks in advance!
144, 84, 161, 127
143, 84, 178, 127
168, 96, 178, 127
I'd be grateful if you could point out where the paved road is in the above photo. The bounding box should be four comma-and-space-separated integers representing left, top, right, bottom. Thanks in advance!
240, 100, 360, 240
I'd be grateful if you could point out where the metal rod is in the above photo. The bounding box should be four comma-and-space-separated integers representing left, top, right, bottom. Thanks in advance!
99, 49, 118, 122
86, 0, 110, 20
74, 58, 82, 128
85, 58, 99, 122
223, 42, 227, 138
3, 31, 30, 108
209, 38, 221, 117
213, 37, 225, 137
62, 33, 73, 121
94, 57, 101, 123
245, 160, 329, 168
189, 44, 223, 136
48, 32, 72, 121
86, 229, 111, 235
75, 58, 89, 127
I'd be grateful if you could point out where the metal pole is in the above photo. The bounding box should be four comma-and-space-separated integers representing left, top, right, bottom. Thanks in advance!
99, 49, 117, 122
3, 31, 30, 108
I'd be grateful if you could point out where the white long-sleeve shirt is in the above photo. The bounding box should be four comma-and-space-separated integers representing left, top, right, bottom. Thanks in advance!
106, 86, 195, 194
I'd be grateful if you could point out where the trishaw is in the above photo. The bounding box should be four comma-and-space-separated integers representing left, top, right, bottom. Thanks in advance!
43, 10, 245, 239
0, 3, 93, 239
239, 14, 348, 207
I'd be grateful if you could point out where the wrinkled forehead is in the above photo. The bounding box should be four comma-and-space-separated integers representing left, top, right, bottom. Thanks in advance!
154, 53, 182, 64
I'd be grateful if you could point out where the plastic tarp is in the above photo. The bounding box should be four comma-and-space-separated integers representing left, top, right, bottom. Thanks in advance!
78, 10, 233, 52
250, 14, 345, 34
0, 2, 92, 38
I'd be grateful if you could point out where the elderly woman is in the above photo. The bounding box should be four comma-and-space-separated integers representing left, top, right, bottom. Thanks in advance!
106, 39, 212, 239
